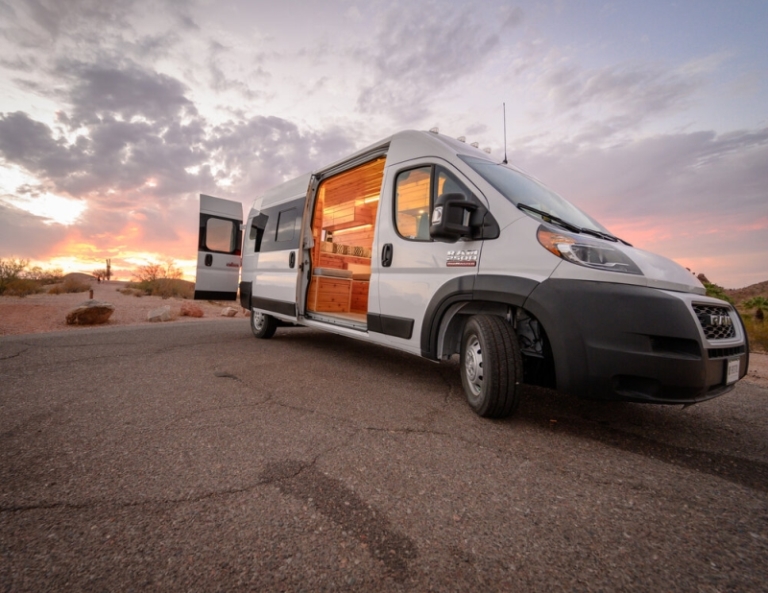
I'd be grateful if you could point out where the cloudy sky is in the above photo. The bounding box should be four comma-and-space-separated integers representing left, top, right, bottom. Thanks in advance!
0, 0, 766, 287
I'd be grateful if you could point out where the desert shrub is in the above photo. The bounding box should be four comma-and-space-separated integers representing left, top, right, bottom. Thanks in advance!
23, 265, 64, 285
703, 282, 734, 305
133, 259, 183, 283
125, 278, 193, 299
118, 287, 143, 297
3, 278, 43, 297
48, 276, 91, 294
741, 315, 768, 352
743, 296, 768, 322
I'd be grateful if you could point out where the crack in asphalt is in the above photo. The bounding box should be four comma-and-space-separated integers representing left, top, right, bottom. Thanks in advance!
0, 345, 30, 360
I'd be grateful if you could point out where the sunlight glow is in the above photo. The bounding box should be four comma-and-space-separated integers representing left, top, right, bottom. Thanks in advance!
6, 193, 87, 226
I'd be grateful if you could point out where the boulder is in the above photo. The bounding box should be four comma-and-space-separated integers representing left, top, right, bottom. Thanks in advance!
180, 302, 204, 318
147, 305, 172, 322
221, 306, 238, 317
66, 300, 115, 325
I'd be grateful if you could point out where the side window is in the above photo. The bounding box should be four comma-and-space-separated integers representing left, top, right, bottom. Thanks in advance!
395, 166, 432, 241
276, 208, 297, 242
249, 213, 268, 252
205, 217, 237, 253
436, 167, 469, 200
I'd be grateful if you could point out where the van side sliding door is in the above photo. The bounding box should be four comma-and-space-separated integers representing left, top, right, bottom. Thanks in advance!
249, 196, 305, 318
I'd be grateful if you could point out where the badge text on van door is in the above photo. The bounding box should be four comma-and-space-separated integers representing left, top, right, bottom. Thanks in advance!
446, 249, 478, 267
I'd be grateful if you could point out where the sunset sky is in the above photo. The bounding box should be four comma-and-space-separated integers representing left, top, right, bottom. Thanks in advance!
0, 0, 766, 287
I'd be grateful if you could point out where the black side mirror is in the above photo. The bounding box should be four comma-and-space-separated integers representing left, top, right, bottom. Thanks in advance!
430, 193, 501, 242
429, 193, 481, 242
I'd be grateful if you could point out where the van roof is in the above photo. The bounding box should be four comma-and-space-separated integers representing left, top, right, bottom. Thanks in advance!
249, 130, 496, 210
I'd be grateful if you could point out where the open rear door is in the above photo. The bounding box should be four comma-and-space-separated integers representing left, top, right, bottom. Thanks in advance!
194, 194, 243, 301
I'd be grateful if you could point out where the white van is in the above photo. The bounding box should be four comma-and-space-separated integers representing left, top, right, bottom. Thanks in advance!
195, 129, 749, 418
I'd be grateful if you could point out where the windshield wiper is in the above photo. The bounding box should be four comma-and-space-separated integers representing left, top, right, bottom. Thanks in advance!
517, 203, 581, 233
517, 203, 633, 246
580, 228, 618, 242
582, 228, 632, 246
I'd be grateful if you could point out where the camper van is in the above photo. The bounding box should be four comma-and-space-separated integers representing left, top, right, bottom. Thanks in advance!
195, 129, 748, 418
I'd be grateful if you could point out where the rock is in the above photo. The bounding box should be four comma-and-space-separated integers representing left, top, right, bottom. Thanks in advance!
147, 305, 172, 322
221, 307, 238, 317
66, 300, 115, 325
180, 302, 204, 318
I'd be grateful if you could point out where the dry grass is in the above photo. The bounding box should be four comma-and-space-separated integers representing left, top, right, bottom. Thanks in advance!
3, 278, 44, 297
118, 287, 144, 297
48, 276, 91, 294
741, 315, 768, 352
125, 278, 194, 299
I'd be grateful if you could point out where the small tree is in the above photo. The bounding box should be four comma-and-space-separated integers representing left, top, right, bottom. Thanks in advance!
133, 262, 163, 283
744, 296, 768, 322
161, 258, 183, 280
0, 258, 29, 295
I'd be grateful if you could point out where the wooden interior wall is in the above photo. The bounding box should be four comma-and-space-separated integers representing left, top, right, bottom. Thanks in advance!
333, 227, 374, 249
307, 157, 384, 314
396, 168, 430, 212
321, 158, 385, 208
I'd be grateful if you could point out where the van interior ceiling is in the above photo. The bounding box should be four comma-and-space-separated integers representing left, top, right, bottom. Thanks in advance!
307, 157, 386, 325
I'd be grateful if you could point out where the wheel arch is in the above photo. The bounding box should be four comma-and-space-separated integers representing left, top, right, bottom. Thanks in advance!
420, 274, 541, 360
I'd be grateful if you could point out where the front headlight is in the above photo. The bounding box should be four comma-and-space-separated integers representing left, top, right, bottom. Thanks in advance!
537, 225, 643, 275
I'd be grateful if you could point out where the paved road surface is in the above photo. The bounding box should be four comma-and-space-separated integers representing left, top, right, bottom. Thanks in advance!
1, 320, 766, 591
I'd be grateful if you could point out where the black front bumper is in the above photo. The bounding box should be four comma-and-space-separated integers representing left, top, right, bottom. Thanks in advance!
523, 279, 748, 404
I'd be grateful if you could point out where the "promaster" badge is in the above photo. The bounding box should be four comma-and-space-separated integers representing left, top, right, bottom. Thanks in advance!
447, 249, 478, 267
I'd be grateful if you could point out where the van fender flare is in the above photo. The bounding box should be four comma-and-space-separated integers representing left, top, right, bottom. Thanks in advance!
420, 275, 540, 360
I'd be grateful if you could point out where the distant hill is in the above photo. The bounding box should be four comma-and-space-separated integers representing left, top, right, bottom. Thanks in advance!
62, 272, 96, 282
725, 280, 768, 305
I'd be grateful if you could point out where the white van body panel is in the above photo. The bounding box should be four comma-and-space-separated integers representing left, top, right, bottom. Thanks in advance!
477, 215, 561, 284
241, 174, 312, 319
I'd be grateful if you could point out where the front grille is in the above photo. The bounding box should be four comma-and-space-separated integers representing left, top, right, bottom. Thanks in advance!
708, 345, 745, 359
692, 304, 736, 340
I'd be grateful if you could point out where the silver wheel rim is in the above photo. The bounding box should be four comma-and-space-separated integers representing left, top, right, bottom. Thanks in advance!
252, 311, 265, 331
464, 335, 483, 398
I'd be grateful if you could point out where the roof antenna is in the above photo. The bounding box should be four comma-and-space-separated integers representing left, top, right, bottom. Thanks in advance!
502, 102, 508, 164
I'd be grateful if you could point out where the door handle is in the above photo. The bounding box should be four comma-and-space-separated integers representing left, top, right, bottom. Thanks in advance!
289, 251, 296, 268
204, 254, 213, 267
381, 243, 393, 267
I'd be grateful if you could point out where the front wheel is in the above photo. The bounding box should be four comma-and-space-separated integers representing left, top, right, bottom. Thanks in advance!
460, 315, 522, 418
250, 310, 277, 339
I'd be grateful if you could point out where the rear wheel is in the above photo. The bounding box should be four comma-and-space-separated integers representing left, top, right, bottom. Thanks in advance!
460, 315, 522, 418
250, 310, 277, 339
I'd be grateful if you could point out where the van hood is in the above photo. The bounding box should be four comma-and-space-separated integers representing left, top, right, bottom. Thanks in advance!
624, 245, 705, 295
547, 236, 706, 296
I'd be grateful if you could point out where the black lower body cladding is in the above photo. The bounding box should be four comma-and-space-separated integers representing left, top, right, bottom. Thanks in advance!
239, 281, 252, 310
523, 279, 747, 403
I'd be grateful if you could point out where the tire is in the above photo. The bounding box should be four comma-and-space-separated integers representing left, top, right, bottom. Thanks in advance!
460, 315, 522, 418
250, 310, 277, 339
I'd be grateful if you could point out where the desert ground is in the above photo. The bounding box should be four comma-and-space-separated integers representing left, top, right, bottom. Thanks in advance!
0, 278, 247, 336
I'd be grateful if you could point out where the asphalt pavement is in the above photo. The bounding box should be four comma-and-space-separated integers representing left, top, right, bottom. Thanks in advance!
1, 319, 766, 592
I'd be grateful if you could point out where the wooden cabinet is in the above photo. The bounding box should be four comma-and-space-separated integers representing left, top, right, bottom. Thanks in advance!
307, 276, 352, 312
350, 280, 369, 313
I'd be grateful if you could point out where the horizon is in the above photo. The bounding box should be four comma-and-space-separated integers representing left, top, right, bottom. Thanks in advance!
1, 1, 767, 289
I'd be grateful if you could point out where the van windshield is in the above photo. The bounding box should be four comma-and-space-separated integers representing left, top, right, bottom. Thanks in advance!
460, 156, 610, 235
